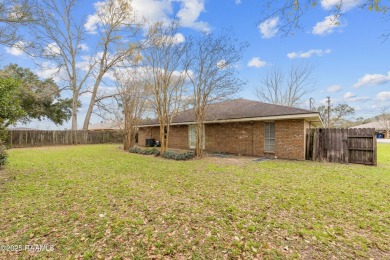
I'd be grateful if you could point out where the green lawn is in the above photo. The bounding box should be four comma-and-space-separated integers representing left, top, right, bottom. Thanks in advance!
0, 144, 389, 259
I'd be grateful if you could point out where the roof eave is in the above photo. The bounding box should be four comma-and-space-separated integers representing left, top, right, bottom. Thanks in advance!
138, 113, 323, 127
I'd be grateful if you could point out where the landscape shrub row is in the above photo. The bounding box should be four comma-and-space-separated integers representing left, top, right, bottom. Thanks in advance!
129, 147, 160, 155
129, 147, 194, 160
161, 151, 195, 160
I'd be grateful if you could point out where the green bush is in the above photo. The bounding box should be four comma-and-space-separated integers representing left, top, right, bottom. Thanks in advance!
162, 151, 194, 161
141, 148, 159, 155
129, 147, 194, 160
0, 143, 8, 168
129, 147, 160, 156
128, 147, 142, 154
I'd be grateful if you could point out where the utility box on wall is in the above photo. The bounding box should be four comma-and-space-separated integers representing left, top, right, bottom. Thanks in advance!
145, 138, 155, 147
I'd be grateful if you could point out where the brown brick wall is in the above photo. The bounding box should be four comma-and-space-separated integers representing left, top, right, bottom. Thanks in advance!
168, 125, 189, 149
138, 119, 307, 160
138, 127, 160, 146
205, 122, 256, 155
275, 119, 305, 160
138, 125, 188, 149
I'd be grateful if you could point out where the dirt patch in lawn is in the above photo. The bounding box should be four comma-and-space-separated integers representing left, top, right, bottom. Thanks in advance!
203, 155, 257, 167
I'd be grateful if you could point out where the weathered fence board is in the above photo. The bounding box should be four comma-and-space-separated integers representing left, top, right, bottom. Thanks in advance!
5, 130, 124, 148
306, 128, 377, 166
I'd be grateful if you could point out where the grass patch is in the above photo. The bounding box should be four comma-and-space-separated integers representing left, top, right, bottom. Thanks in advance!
0, 144, 389, 258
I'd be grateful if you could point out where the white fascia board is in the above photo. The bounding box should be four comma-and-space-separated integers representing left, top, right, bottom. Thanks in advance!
139, 113, 322, 127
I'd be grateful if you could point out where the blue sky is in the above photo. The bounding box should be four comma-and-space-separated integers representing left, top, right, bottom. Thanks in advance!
2, 0, 390, 129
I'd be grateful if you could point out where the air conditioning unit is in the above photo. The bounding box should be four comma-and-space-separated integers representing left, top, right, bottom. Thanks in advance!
145, 138, 155, 147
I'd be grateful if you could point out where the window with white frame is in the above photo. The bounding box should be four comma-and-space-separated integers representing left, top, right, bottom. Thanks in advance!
264, 122, 275, 152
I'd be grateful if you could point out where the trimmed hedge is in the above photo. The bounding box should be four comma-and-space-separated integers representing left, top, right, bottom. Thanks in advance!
128, 147, 194, 161
162, 151, 195, 161
129, 147, 160, 156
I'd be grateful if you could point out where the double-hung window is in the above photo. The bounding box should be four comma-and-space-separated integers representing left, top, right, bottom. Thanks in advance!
264, 122, 275, 153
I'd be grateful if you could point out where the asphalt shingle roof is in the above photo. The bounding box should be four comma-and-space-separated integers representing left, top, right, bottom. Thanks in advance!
350, 121, 389, 130
89, 120, 123, 130
140, 99, 318, 126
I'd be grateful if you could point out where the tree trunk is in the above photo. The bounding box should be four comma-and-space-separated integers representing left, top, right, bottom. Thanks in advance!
159, 125, 166, 154
123, 112, 136, 151
82, 94, 96, 130
82, 75, 104, 130
71, 95, 78, 144
123, 117, 131, 151
194, 106, 205, 158
195, 122, 203, 157
165, 126, 170, 154
124, 128, 134, 150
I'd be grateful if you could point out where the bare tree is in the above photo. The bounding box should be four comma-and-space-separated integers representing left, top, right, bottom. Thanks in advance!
259, 1, 389, 39
114, 68, 148, 150
30, 0, 93, 137
255, 63, 315, 107
186, 32, 247, 157
82, 0, 143, 130
0, 0, 32, 46
377, 107, 390, 138
29, 0, 144, 138
142, 21, 188, 154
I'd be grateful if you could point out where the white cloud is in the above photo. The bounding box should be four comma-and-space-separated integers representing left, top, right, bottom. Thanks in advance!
35, 61, 66, 83
5, 46, 23, 56
321, 0, 361, 12
78, 44, 89, 51
327, 84, 342, 93
343, 91, 355, 99
235, 0, 242, 5
320, 98, 329, 105
84, 12, 100, 34
44, 42, 61, 56
76, 55, 94, 71
102, 69, 117, 81
151, 33, 186, 46
84, 0, 160, 34
99, 86, 118, 96
343, 91, 370, 102
173, 33, 185, 44
258, 17, 279, 39
351, 97, 370, 102
85, 0, 209, 34
176, 0, 210, 33
312, 15, 341, 36
217, 59, 227, 69
353, 71, 390, 88
132, 0, 172, 23
377, 91, 390, 101
247, 57, 267, 68
287, 49, 331, 59
80, 91, 92, 99
5, 41, 27, 56
76, 52, 119, 81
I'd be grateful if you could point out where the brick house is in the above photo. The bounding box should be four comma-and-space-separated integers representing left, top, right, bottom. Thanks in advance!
138, 99, 322, 160
351, 120, 389, 139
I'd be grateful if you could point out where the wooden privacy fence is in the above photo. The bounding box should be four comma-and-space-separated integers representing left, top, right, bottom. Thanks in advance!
306, 128, 377, 166
5, 130, 124, 148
